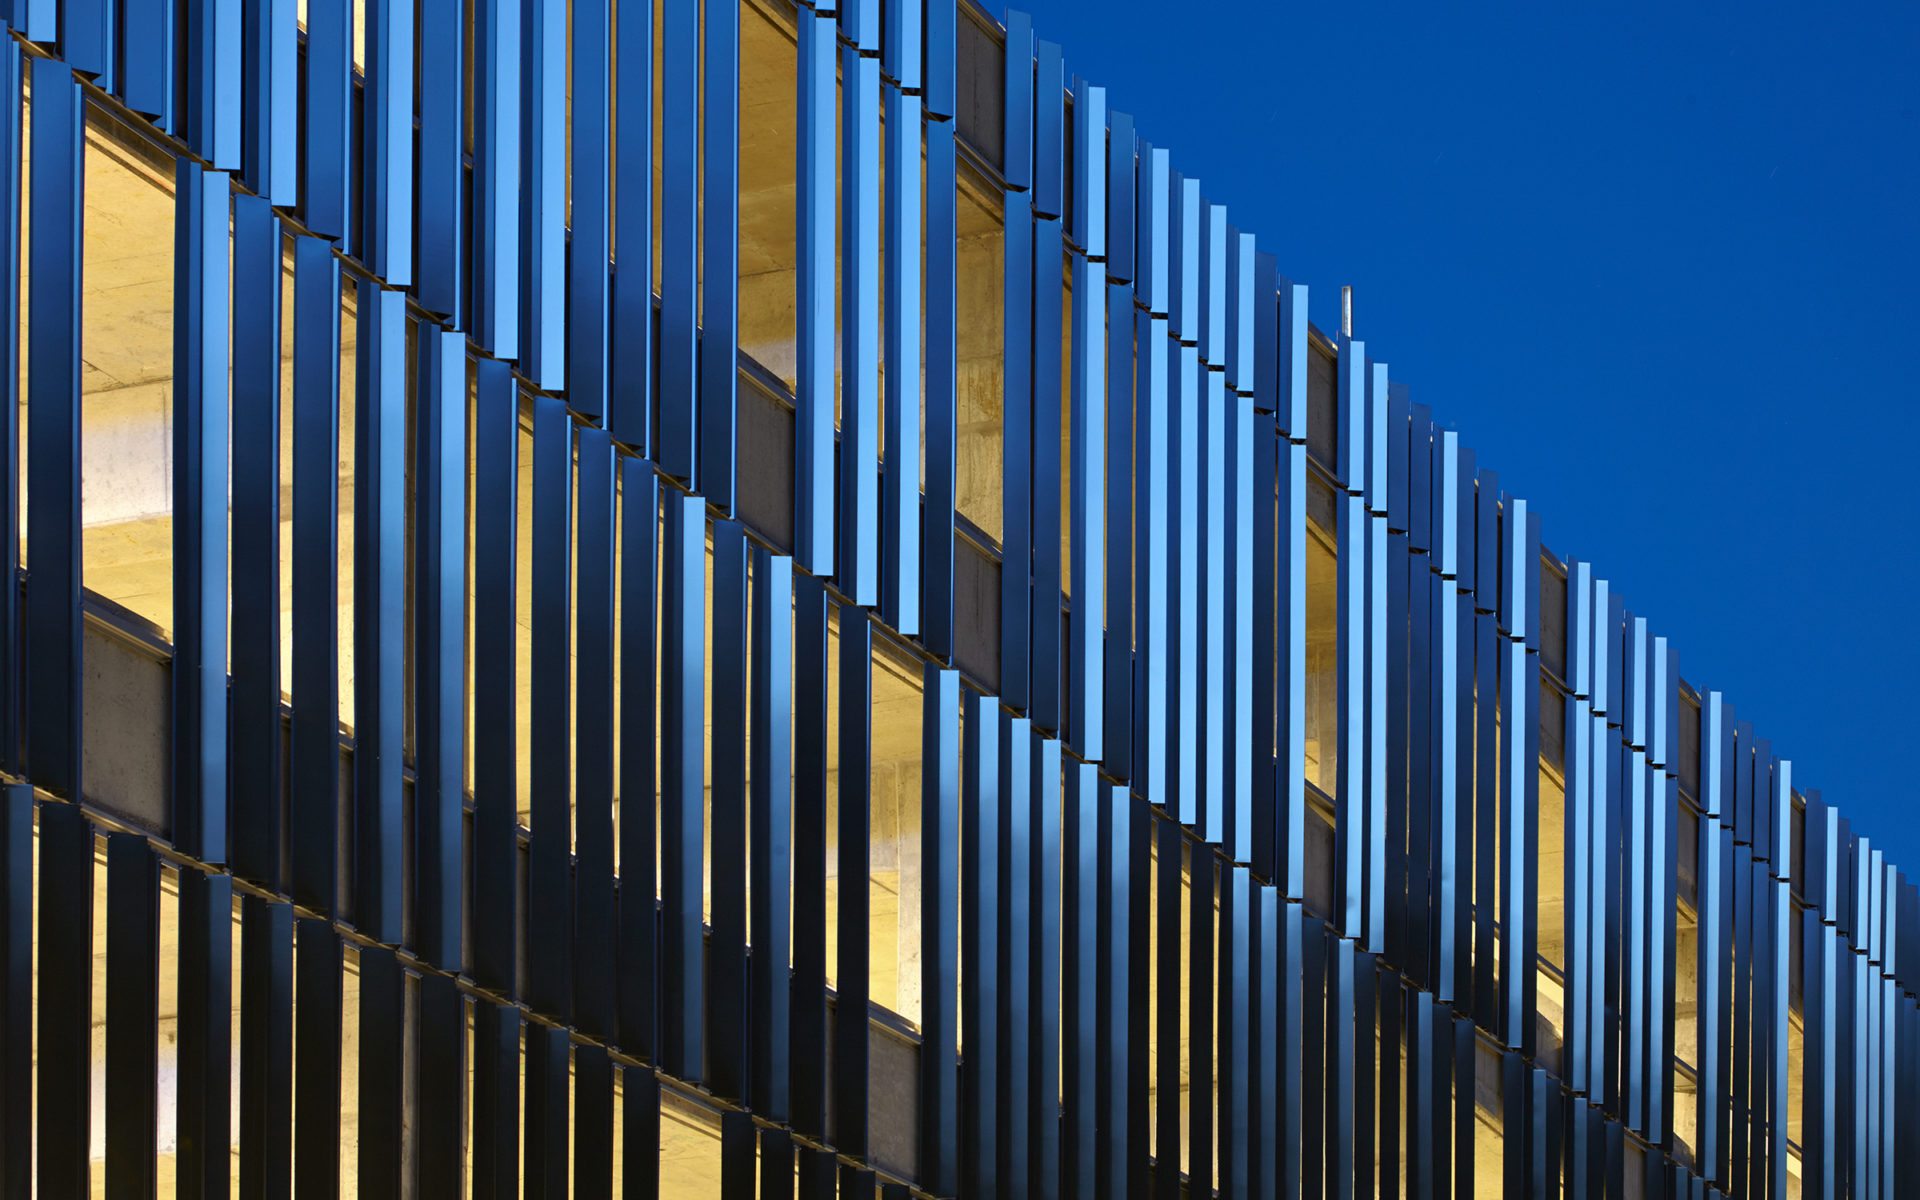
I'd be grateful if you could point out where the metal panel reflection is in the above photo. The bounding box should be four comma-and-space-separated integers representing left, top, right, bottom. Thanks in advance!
0, 4, 1904, 1194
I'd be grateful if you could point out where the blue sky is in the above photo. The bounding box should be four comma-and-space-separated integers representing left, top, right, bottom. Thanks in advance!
1007, 1, 1920, 869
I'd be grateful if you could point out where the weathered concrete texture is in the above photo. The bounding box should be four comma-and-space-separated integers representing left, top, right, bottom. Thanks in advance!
956, 175, 1007, 544
657, 1084, 726, 1192
80, 381, 172, 528
953, 531, 1002, 690
67, 116, 181, 649
738, 0, 800, 390
955, 10, 1005, 173
869, 1016, 922, 1180
821, 991, 924, 1184
70, 127, 363, 722
81, 612, 171, 836
1305, 516, 1339, 796
737, 371, 798, 548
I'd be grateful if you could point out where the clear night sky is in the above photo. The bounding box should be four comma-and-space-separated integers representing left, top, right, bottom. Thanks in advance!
1006, 1, 1920, 870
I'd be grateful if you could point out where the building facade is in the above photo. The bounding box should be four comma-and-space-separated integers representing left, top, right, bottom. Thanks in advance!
0, 0, 1912, 1195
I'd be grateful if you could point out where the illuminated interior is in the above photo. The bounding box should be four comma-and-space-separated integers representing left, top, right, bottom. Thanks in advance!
1304, 492, 1339, 796
1537, 759, 1566, 1075
28, 3, 1845, 1195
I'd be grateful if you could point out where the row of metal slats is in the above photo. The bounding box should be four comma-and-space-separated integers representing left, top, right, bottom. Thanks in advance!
1, 0, 692, 1184
0, 0, 691, 1182
2, 0, 1919, 1196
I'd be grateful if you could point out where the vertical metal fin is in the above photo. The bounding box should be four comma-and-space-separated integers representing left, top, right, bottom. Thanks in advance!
288, 236, 341, 917
173, 160, 230, 865
24, 60, 83, 798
